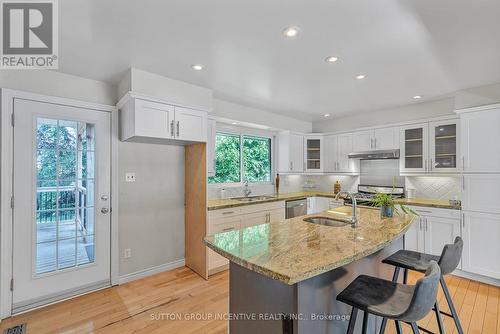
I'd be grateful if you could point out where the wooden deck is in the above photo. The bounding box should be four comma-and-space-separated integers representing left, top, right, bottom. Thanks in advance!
0, 268, 498, 334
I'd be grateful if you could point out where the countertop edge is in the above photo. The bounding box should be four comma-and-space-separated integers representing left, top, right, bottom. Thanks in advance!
203, 215, 416, 285
207, 192, 460, 211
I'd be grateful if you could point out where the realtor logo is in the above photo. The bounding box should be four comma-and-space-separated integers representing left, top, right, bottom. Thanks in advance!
1, 0, 58, 69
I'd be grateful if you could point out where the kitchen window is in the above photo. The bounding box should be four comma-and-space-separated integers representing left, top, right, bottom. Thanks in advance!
208, 132, 272, 184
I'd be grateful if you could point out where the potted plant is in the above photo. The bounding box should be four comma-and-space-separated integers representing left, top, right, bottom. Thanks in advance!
372, 191, 417, 218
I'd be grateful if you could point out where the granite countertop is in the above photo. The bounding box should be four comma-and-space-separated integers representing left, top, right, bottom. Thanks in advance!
204, 206, 415, 285
207, 191, 460, 210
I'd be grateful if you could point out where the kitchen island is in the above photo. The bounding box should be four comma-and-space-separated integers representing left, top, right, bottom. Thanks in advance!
204, 206, 415, 334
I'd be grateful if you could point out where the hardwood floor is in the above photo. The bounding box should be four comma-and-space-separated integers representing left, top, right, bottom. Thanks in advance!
0, 267, 498, 333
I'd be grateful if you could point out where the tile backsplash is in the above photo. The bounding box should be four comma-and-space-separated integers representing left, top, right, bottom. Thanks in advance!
207, 174, 359, 199
207, 174, 461, 200
405, 176, 461, 200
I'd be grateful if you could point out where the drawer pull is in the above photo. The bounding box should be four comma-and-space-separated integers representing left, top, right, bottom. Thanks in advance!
222, 211, 235, 215
222, 227, 235, 232
415, 210, 432, 214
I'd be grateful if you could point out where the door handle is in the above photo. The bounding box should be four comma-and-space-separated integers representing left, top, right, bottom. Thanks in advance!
101, 207, 110, 214
176, 121, 180, 137
170, 120, 175, 137
100, 195, 108, 201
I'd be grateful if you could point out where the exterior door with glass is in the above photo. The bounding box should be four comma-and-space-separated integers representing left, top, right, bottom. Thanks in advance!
12, 98, 111, 313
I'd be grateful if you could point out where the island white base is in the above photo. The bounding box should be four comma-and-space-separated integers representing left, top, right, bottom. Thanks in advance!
229, 236, 404, 334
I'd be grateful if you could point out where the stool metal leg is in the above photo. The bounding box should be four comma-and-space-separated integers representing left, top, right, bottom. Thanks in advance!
395, 320, 403, 334
410, 322, 420, 334
403, 268, 408, 284
347, 308, 358, 334
434, 300, 445, 334
379, 267, 401, 334
362, 311, 369, 334
440, 276, 463, 334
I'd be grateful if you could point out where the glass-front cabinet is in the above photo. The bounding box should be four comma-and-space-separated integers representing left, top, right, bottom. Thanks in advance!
400, 119, 460, 173
304, 135, 323, 173
401, 123, 429, 173
429, 120, 459, 173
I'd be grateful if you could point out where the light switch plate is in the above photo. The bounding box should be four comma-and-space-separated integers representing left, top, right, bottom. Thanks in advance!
125, 172, 136, 182
124, 248, 132, 259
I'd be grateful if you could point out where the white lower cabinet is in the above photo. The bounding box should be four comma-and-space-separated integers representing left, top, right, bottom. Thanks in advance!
207, 201, 285, 274
462, 211, 500, 279
404, 217, 425, 253
404, 207, 461, 261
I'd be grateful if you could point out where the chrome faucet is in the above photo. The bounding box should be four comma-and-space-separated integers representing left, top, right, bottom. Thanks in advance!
335, 191, 358, 226
242, 180, 252, 197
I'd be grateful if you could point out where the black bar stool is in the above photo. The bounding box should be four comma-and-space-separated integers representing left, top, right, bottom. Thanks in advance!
379, 236, 464, 334
337, 261, 441, 334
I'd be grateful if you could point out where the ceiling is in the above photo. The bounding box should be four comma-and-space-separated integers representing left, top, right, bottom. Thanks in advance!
59, 0, 500, 121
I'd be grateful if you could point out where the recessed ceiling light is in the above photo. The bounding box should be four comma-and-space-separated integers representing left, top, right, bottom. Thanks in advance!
325, 56, 338, 63
356, 74, 366, 80
191, 64, 203, 71
413, 95, 422, 99
324, 113, 330, 117
282, 26, 300, 38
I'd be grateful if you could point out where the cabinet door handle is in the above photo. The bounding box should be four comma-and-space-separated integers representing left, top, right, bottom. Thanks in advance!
462, 213, 465, 228
462, 175, 465, 191
374, 138, 377, 149
430, 158, 433, 171
425, 218, 428, 232
170, 120, 175, 137
176, 121, 180, 137
462, 156, 465, 171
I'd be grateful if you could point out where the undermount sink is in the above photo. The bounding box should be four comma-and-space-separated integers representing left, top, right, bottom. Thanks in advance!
232, 195, 277, 202
303, 216, 351, 227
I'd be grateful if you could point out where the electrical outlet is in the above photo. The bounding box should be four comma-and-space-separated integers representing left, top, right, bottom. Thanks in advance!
124, 248, 132, 259
125, 172, 136, 182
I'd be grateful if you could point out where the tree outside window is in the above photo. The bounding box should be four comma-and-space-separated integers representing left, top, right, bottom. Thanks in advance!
208, 132, 272, 184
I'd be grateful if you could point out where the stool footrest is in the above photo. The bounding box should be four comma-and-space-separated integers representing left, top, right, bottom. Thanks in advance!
403, 322, 436, 334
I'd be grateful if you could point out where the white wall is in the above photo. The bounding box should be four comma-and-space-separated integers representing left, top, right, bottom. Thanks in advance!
1, 70, 186, 278
0, 70, 117, 105
312, 98, 455, 133
212, 99, 312, 133
455, 82, 500, 110
118, 68, 213, 111
118, 142, 185, 275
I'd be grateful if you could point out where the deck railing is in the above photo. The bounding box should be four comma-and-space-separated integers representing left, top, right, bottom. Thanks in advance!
36, 186, 88, 224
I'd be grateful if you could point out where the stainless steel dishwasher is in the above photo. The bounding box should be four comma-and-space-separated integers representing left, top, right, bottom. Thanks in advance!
285, 198, 307, 219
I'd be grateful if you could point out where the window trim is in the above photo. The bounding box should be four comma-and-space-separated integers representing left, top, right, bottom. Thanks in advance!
208, 125, 276, 188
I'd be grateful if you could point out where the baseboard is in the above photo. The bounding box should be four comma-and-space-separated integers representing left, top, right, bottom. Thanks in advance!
118, 259, 185, 285
453, 269, 500, 287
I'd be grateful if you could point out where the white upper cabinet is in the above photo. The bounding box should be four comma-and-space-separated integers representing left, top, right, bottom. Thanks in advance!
400, 123, 429, 173
373, 127, 399, 150
460, 107, 500, 173
278, 132, 304, 173
304, 135, 323, 173
119, 94, 208, 144
324, 135, 338, 173
353, 127, 399, 152
324, 133, 358, 174
400, 119, 460, 174
174, 106, 208, 142
207, 119, 217, 176
462, 174, 500, 214
429, 120, 460, 173
353, 130, 373, 152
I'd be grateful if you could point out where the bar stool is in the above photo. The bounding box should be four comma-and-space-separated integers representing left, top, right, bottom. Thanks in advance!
337, 261, 441, 334
380, 237, 464, 334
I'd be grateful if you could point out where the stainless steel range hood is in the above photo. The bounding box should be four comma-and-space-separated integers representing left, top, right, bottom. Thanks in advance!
348, 149, 400, 160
